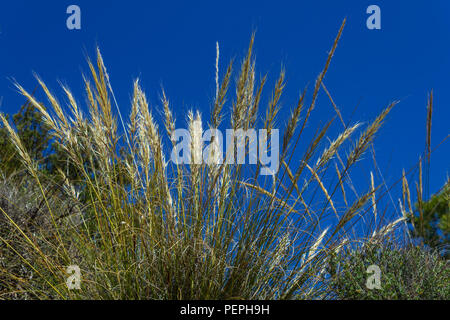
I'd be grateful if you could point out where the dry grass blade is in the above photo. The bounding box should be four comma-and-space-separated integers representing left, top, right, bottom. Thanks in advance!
305, 163, 338, 219
370, 171, 377, 224
321, 82, 345, 128
426, 90, 433, 163
335, 162, 348, 207
402, 170, 414, 226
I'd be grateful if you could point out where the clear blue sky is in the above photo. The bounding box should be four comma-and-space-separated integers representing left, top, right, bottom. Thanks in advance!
0, 0, 449, 200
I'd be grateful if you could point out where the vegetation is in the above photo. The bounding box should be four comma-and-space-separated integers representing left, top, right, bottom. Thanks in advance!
0, 99, 53, 177
409, 179, 449, 256
0, 20, 447, 300
327, 241, 449, 300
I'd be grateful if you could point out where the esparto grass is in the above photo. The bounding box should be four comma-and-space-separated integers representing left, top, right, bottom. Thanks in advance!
0, 20, 410, 299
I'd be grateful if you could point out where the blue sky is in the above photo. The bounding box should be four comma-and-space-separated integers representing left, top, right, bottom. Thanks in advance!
0, 0, 449, 200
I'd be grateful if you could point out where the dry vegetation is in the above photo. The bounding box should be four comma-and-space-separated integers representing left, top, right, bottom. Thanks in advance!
0, 20, 445, 300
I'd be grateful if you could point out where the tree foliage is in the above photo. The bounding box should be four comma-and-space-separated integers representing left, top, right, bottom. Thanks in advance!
411, 180, 450, 256
0, 99, 52, 176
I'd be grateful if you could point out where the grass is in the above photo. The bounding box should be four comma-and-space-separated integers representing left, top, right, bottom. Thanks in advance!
0, 20, 440, 300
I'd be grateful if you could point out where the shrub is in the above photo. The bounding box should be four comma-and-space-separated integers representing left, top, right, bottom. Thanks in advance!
0, 174, 76, 299
327, 242, 449, 300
